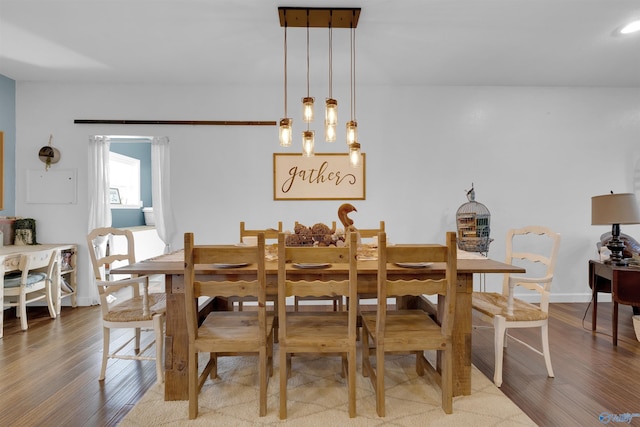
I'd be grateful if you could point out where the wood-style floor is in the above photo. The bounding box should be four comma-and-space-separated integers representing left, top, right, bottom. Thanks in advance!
1, 302, 639, 426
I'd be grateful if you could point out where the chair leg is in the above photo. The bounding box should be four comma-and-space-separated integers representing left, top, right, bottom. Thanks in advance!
45, 282, 57, 319
279, 348, 288, 419
493, 316, 506, 387
134, 328, 140, 354
415, 351, 425, 376
375, 346, 385, 417
259, 347, 267, 417
188, 348, 198, 419
99, 327, 110, 381
153, 314, 164, 384
361, 326, 370, 377
348, 346, 356, 418
19, 294, 28, 331
541, 321, 554, 378
441, 348, 453, 414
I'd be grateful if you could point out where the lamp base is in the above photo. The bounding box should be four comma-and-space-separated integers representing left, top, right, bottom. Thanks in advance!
606, 224, 627, 266
604, 258, 631, 266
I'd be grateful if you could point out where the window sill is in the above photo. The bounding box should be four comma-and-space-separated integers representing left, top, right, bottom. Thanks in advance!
111, 205, 142, 210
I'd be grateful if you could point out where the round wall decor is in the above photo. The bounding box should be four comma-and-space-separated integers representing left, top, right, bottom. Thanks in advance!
39, 134, 60, 170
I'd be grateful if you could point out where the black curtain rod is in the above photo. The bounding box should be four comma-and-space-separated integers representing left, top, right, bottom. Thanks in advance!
74, 119, 277, 126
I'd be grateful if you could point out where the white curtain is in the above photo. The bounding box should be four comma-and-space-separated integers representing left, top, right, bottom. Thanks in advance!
151, 137, 176, 253
87, 135, 112, 305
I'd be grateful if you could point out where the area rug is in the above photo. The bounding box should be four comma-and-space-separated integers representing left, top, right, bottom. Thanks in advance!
119, 346, 535, 426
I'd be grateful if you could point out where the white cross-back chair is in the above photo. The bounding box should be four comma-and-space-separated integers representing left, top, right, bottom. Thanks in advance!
472, 225, 561, 387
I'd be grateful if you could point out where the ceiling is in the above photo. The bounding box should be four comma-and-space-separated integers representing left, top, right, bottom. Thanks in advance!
1, 0, 640, 88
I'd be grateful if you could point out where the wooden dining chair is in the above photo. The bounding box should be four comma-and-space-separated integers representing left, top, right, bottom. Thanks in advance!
292, 221, 344, 312
236, 221, 282, 311
87, 227, 166, 383
184, 232, 275, 419
361, 231, 457, 416
472, 225, 561, 387
352, 221, 385, 338
2, 249, 58, 333
277, 231, 358, 419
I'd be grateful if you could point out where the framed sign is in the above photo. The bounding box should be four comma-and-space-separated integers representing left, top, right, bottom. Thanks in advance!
274, 153, 366, 200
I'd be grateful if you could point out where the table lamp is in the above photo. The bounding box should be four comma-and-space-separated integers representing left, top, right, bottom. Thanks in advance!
591, 192, 640, 265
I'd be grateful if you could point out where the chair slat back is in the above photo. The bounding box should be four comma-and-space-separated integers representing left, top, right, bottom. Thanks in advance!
240, 221, 282, 241
184, 232, 266, 342
277, 232, 358, 340
502, 225, 561, 295
377, 231, 457, 337
87, 227, 137, 281
357, 221, 385, 238
19, 249, 56, 273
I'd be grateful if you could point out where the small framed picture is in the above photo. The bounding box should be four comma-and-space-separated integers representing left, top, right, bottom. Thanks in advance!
110, 188, 121, 204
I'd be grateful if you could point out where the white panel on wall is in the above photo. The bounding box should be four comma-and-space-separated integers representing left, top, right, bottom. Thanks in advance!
26, 169, 77, 204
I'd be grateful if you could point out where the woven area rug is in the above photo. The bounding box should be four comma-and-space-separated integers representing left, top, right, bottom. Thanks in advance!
119, 346, 535, 426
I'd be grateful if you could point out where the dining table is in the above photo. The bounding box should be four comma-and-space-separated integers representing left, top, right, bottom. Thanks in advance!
112, 247, 524, 401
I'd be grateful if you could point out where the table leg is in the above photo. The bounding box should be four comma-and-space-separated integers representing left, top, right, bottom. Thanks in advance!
591, 268, 598, 332
591, 285, 598, 332
453, 273, 472, 396
613, 301, 618, 346
163, 274, 189, 401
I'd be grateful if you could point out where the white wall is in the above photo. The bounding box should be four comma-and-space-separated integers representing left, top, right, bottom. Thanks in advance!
15, 82, 640, 305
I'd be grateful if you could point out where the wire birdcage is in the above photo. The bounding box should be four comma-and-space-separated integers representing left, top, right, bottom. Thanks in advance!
456, 184, 492, 255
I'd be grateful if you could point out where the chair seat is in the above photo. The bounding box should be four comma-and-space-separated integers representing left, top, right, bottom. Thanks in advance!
197, 312, 275, 347
361, 310, 447, 348
282, 312, 351, 347
4, 272, 47, 288
103, 292, 167, 322
472, 292, 548, 322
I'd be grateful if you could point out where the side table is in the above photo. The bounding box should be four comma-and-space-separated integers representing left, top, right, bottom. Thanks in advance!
589, 260, 640, 345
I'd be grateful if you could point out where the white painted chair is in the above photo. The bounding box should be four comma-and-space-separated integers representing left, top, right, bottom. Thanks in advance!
472, 225, 561, 387
2, 250, 58, 333
87, 227, 166, 383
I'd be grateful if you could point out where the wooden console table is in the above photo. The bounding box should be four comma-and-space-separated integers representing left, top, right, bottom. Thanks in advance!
588, 260, 640, 345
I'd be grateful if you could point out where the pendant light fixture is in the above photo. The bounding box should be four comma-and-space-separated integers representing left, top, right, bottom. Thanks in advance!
325, 23, 337, 142
346, 20, 358, 146
302, 13, 314, 124
277, 7, 360, 156
279, 14, 292, 147
302, 20, 315, 156
347, 14, 362, 168
349, 142, 362, 168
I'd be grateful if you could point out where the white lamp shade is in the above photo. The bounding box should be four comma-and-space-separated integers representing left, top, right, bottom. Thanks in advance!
592, 193, 640, 225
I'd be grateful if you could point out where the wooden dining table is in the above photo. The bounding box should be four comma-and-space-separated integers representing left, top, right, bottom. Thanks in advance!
113, 249, 524, 401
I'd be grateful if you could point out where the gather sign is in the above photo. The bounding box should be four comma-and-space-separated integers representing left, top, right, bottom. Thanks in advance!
273, 153, 366, 200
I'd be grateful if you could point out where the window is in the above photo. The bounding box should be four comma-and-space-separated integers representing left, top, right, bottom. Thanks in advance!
109, 151, 141, 208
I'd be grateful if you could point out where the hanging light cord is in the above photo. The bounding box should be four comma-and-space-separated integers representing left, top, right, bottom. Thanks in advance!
352, 25, 357, 121
328, 26, 333, 99
306, 21, 310, 130
284, 22, 288, 117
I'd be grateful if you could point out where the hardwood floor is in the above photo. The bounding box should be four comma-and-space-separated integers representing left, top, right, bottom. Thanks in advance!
1, 302, 639, 426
